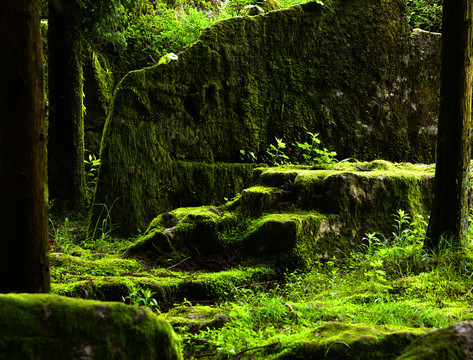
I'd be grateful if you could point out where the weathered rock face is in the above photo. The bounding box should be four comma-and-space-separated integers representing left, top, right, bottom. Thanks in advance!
0, 293, 182, 360
83, 50, 115, 155
93, 0, 441, 236
406, 29, 442, 163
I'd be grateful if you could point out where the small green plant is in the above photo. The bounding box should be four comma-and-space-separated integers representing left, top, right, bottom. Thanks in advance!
266, 137, 290, 166
49, 217, 75, 253
122, 287, 160, 313
244, 3, 265, 15
390, 209, 427, 248
158, 52, 178, 65
265, 132, 337, 167
295, 131, 337, 168
392, 209, 412, 247
84, 151, 101, 202
87, 199, 118, 250
239, 149, 257, 163
364, 258, 391, 292
354, 210, 431, 280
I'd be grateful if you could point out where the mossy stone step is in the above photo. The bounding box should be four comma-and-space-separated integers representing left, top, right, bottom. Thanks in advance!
51, 254, 276, 303
396, 320, 473, 360
161, 305, 230, 332
240, 186, 295, 216
129, 205, 344, 271
240, 212, 343, 269
253, 161, 435, 236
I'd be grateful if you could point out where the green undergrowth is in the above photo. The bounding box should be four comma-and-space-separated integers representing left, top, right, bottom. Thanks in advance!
157, 205, 473, 358
48, 209, 473, 359
170, 235, 473, 359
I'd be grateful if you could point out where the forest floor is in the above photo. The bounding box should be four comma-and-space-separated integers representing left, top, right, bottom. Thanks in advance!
48, 206, 473, 359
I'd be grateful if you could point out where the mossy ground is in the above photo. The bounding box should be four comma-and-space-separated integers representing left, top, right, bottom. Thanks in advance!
48, 161, 473, 359
48, 224, 473, 359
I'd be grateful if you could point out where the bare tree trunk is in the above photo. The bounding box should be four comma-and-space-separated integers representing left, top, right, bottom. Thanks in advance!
0, 0, 50, 292
48, 0, 87, 210
425, 0, 473, 249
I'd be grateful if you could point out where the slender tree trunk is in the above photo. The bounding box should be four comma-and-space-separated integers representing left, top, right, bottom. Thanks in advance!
425, 0, 473, 249
48, 0, 87, 210
0, 0, 50, 292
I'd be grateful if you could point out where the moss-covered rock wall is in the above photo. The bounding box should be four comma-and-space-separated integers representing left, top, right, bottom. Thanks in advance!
406, 29, 442, 163
94, 0, 441, 236
83, 49, 115, 155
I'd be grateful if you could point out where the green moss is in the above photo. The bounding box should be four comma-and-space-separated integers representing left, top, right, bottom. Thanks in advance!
0, 293, 182, 360
174, 266, 277, 299
50, 244, 276, 302
258, 166, 302, 187
50, 251, 146, 278
162, 305, 229, 332
82, 48, 116, 154
51, 266, 276, 302
90, 50, 114, 108
123, 230, 176, 261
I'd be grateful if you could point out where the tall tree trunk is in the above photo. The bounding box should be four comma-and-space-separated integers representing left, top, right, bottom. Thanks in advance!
0, 0, 50, 292
425, 0, 473, 249
48, 0, 87, 210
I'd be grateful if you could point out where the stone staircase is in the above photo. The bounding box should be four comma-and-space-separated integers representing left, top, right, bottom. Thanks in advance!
126, 160, 435, 271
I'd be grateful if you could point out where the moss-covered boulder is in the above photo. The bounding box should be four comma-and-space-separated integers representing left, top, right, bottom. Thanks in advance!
240, 212, 343, 268
240, 186, 295, 216
272, 322, 426, 360
396, 321, 473, 360
125, 204, 343, 270
291, 162, 435, 236
0, 293, 182, 360
93, 0, 441, 236
125, 206, 241, 263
